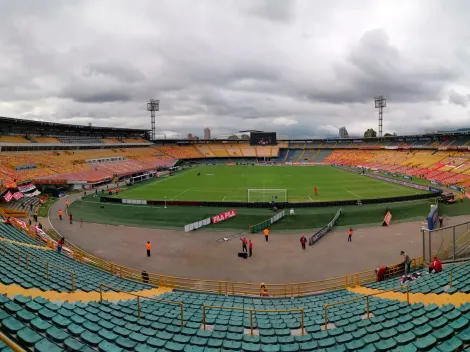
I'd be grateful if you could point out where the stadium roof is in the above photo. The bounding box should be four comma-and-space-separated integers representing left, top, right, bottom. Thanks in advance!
0, 116, 148, 133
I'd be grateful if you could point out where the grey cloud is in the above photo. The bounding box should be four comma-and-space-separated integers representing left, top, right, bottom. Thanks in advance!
242, 0, 296, 23
1, 1, 470, 138
449, 89, 469, 107
84, 62, 146, 83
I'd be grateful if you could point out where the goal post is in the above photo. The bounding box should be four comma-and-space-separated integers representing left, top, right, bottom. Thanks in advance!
247, 189, 287, 203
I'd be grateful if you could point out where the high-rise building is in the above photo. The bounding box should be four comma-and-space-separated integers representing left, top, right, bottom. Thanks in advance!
204, 127, 211, 140
339, 127, 349, 138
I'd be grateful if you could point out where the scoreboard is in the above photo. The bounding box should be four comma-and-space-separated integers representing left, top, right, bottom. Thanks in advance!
250, 132, 277, 146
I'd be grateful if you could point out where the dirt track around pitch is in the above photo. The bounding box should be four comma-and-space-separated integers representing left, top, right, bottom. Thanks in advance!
45, 192, 470, 284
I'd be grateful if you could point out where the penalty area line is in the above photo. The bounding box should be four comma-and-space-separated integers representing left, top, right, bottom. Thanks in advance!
344, 188, 361, 198
222, 196, 227, 201
170, 188, 190, 200
308, 196, 313, 201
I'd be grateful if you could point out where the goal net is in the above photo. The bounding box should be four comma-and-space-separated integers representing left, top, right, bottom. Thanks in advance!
248, 189, 287, 203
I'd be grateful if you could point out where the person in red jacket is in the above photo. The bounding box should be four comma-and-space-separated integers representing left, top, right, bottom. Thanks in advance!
249, 240, 253, 257
240, 238, 247, 253
300, 235, 307, 250
429, 256, 442, 273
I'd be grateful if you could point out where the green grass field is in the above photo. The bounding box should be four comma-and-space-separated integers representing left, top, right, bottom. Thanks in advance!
113, 165, 429, 202
70, 196, 468, 232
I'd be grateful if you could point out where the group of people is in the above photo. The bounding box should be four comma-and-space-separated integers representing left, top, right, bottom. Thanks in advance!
240, 238, 253, 257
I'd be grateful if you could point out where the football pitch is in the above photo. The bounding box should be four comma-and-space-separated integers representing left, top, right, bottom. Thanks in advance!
114, 165, 429, 202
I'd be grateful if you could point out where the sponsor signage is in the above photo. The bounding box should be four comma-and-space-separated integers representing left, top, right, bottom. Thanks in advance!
367, 174, 429, 191
403, 175, 412, 180
392, 173, 398, 177
429, 187, 443, 194
382, 211, 392, 226
211, 209, 237, 224
450, 185, 465, 193
384, 172, 390, 176
309, 208, 342, 245
18, 184, 36, 193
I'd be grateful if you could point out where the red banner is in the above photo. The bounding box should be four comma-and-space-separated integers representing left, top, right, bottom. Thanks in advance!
12, 192, 23, 200
211, 209, 237, 224
382, 211, 392, 226
3, 191, 12, 202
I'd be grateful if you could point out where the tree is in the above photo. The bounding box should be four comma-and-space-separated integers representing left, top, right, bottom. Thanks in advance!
364, 128, 377, 138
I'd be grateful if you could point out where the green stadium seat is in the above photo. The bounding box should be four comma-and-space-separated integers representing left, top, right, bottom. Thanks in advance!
34, 338, 63, 352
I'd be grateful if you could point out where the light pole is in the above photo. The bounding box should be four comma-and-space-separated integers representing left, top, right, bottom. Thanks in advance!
164, 196, 167, 209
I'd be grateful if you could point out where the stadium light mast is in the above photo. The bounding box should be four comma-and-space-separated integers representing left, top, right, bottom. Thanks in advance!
374, 95, 386, 137
147, 99, 160, 141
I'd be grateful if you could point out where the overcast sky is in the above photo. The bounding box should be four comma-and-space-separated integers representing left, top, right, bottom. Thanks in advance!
1, 0, 470, 138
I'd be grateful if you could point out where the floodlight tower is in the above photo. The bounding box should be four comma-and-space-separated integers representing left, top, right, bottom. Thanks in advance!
374, 95, 386, 137
147, 99, 160, 141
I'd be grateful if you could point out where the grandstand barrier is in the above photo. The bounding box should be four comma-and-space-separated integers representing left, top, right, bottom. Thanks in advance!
249, 210, 285, 233
100, 191, 439, 208
323, 284, 409, 330
309, 208, 342, 245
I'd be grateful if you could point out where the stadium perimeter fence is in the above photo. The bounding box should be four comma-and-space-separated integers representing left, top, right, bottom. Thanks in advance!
423, 220, 470, 263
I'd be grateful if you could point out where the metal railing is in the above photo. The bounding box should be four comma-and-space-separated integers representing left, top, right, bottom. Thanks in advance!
449, 260, 470, 288
3, 207, 426, 298
99, 283, 184, 327
25, 253, 75, 292
202, 305, 305, 336
0, 331, 23, 352
0, 241, 75, 292
323, 285, 409, 330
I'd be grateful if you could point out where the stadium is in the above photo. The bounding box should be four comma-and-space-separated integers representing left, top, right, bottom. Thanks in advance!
1, 115, 470, 352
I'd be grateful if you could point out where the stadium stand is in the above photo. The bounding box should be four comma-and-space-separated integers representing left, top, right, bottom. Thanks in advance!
157, 145, 203, 159
31, 137, 61, 144
0, 136, 30, 143
3, 216, 470, 352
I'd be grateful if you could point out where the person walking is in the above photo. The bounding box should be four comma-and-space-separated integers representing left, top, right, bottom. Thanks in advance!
348, 228, 353, 242
300, 235, 307, 250
439, 216, 444, 228
58, 209, 63, 220
264, 228, 269, 242
33, 210, 38, 223
69, 213, 73, 224
249, 240, 253, 257
146, 241, 151, 257
240, 238, 247, 253
65, 200, 69, 209
400, 251, 411, 274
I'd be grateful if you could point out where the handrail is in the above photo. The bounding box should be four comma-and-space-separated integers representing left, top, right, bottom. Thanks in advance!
202, 304, 305, 335
323, 285, 409, 330
449, 260, 470, 288
99, 283, 184, 327
0, 331, 24, 352
25, 253, 75, 292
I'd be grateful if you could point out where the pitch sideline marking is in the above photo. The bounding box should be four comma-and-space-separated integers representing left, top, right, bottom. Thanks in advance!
222, 196, 227, 201
308, 196, 313, 201
170, 188, 191, 200
344, 188, 361, 198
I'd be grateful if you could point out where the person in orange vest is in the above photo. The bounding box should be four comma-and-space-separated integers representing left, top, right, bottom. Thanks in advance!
146, 241, 151, 257
263, 228, 269, 242
58, 209, 63, 221
65, 200, 69, 208
348, 228, 353, 242
249, 240, 253, 257
300, 235, 307, 250
314, 187, 318, 196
